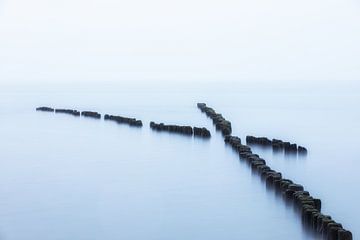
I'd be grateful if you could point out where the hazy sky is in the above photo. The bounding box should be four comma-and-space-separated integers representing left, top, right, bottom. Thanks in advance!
0, 0, 359, 83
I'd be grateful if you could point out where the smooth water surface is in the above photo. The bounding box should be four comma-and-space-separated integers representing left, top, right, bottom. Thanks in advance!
0, 81, 359, 240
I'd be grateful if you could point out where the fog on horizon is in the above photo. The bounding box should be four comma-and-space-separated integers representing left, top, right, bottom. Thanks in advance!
0, 0, 360, 84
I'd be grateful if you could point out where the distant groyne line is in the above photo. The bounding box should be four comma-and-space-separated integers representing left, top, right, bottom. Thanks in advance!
36, 106, 211, 138
197, 103, 352, 240
36, 106, 141, 126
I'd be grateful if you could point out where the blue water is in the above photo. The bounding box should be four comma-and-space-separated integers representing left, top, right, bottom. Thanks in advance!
0, 81, 358, 240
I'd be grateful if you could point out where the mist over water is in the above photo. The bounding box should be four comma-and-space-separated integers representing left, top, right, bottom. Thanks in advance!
0, 81, 358, 240
1, 0, 359, 238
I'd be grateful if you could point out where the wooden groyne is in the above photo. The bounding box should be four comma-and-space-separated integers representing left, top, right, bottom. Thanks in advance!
104, 114, 143, 127
36, 106, 54, 112
246, 136, 308, 154
36, 104, 352, 239
81, 111, 101, 119
55, 109, 80, 116
198, 103, 352, 240
197, 103, 232, 135
150, 121, 211, 138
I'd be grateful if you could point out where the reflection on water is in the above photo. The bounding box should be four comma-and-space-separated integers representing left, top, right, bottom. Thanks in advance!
0, 81, 358, 240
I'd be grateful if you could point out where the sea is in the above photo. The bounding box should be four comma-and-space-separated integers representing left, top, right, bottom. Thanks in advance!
0, 80, 358, 240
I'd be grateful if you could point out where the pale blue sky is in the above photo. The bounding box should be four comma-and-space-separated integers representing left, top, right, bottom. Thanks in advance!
0, 0, 359, 83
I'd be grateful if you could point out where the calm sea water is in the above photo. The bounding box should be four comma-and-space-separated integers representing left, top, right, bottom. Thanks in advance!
0, 81, 359, 240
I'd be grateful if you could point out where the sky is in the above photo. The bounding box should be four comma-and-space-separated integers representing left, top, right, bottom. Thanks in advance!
0, 0, 360, 84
